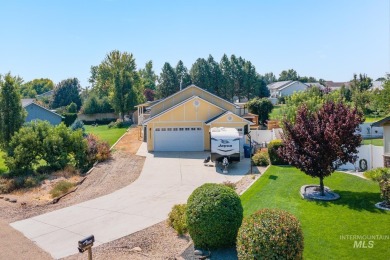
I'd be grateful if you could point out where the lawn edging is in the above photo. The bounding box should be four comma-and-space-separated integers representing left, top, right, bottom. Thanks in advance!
239, 165, 269, 196
109, 127, 131, 150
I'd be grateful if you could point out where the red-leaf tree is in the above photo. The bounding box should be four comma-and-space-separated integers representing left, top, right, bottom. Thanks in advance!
279, 101, 363, 196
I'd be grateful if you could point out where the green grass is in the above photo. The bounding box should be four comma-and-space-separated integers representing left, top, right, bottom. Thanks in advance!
241, 166, 390, 260
362, 139, 383, 146
269, 105, 285, 120
49, 180, 74, 198
364, 115, 387, 123
85, 125, 127, 146
0, 151, 8, 174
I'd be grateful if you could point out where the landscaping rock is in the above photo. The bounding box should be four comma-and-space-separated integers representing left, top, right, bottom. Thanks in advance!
9, 199, 17, 203
194, 249, 203, 255
300, 185, 340, 201
0, 196, 3, 199
130, 246, 142, 252
4, 197, 9, 201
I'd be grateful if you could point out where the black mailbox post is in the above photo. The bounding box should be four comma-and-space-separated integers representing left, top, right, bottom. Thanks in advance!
78, 235, 94, 260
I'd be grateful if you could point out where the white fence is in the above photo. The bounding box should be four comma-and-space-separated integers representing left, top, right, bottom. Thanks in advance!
338, 145, 384, 171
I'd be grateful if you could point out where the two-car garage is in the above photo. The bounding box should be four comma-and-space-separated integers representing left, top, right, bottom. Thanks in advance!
154, 126, 204, 151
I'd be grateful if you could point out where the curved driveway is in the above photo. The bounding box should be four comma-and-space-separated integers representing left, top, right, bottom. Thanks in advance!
11, 145, 249, 259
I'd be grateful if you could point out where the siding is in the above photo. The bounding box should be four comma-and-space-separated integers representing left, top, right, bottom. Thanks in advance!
25, 103, 62, 125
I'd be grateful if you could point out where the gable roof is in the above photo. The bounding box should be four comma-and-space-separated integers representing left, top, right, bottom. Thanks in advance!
22, 99, 35, 107
204, 111, 229, 124
143, 95, 226, 125
149, 84, 240, 110
305, 82, 325, 89
267, 81, 298, 90
22, 99, 64, 119
371, 116, 390, 127
205, 111, 254, 125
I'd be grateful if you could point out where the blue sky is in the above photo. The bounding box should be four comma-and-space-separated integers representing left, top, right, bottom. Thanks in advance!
1, 0, 389, 87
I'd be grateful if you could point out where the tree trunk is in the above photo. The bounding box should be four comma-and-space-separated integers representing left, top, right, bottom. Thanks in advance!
319, 176, 325, 196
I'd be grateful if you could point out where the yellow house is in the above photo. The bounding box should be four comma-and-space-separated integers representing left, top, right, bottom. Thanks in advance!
142, 85, 253, 151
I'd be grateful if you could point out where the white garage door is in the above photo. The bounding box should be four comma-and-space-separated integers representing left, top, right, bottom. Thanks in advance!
154, 127, 204, 151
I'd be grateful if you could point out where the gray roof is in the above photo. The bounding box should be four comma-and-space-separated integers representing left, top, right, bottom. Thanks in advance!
371, 81, 384, 90
21, 99, 35, 107
21, 99, 64, 118
267, 81, 293, 90
304, 82, 325, 88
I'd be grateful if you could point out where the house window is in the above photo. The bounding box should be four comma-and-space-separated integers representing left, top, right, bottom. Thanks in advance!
191, 127, 196, 131
173, 128, 178, 131
161, 128, 166, 131
185, 128, 190, 131
197, 127, 202, 131
155, 128, 160, 131
237, 128, 243, 132
167, 128, 172, 131
179, 128, 184, 131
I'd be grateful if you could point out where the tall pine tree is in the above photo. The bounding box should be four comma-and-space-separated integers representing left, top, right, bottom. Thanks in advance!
157, 62, 179, 98
0, 73, 26, 150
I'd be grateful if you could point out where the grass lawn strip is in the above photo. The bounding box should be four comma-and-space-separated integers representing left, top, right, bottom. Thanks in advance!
240, 166, 390, 260
85, 125, 128, 147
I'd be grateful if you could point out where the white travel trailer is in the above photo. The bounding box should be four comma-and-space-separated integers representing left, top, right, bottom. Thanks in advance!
210, 127, 241, 164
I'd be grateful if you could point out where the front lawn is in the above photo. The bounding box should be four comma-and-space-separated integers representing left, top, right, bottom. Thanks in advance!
241, 166, 390, 260
362, 139, 383, 146
269, 105, 284, 120
85, 125, 128, 147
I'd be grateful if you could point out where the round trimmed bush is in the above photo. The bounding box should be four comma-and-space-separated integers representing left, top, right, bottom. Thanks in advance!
186, 183, 243, 249
237, 209, 304, 260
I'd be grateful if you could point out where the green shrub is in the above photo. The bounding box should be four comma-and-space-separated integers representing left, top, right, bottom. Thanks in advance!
49, 180, 74, 198
6, 121, 88, 175
222, 181, 236, 190
168, 204, 188, 235
186, 183, 243, 249
108, 120, 131, 129
23, 176, 39, 188
268, 139, 288, 165
364, 168, 390, 181
379, 173, 390, 205
237, 208, 304, 260
252, 149, 270, 166
0, 178, 16, 193
62, 113, 78, 127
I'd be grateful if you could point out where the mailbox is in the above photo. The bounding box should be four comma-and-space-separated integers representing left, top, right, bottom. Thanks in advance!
78, 235, 95, 253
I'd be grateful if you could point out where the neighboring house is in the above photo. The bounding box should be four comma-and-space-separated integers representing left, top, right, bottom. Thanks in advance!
324, 81, 350, 91
370, 80, 384, 91
372, 117, 390, 167
304, 82, 325, 89
36, 90, 54, 98
142, 85, 253, 152
22, 99, 63, 125
267, 81, 308, 98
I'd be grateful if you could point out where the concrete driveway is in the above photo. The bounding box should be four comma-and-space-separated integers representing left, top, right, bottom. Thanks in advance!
11, 145, 250, 259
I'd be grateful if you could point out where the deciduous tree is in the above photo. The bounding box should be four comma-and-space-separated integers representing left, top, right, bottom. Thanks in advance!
279, 101, 363, 195
96, 50, 143, 119
247, 98, 274, 125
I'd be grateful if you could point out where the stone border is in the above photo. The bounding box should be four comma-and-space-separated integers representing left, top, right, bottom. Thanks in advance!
375, 202, 390, 211
300, 185, 340, 201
